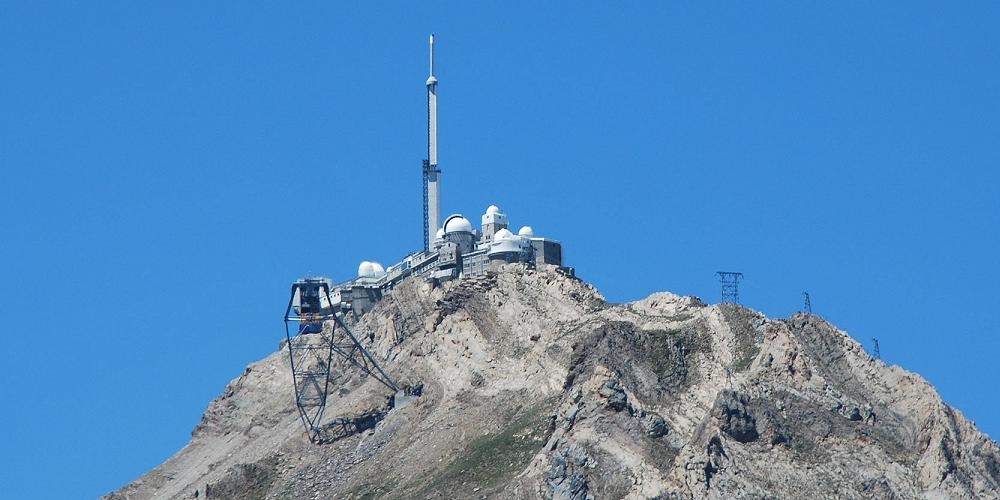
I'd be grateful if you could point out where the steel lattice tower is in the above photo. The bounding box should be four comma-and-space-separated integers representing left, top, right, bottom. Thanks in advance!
717, 271, 743, 305
283, 280, 400, 443
803, 292, 812, 313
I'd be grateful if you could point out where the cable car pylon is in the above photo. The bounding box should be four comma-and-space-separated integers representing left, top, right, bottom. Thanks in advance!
283, 278, 400, 443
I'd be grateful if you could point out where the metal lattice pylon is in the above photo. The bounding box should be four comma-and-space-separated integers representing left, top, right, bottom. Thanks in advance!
283, 281, 398, 443
717, 271, 743, 305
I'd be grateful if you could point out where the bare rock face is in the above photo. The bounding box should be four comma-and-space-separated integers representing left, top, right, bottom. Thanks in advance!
105, 266, 1000, 499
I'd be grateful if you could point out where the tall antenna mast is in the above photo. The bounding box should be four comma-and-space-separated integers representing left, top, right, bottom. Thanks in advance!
422, 33, 441, 252
803, 292, 812, 313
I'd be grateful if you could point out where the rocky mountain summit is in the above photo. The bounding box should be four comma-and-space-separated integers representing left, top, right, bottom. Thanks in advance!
107, 266, 1000, 499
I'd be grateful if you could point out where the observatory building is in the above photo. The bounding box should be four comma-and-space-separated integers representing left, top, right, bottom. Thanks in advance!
307, 202, 567, 317
291, 35, 568, 318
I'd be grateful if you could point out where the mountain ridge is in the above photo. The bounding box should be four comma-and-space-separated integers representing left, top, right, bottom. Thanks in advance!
106, 266, 1000, 499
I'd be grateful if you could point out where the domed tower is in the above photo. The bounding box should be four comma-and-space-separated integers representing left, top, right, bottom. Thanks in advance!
486, 227, 531, 271
480, 205, 509, 243
441, 214, 476, 254
432, 227, 446, 250
434, 214, 476, 281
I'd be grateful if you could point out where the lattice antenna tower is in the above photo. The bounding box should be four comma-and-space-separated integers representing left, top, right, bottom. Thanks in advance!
717, 271, 743, 304
803, 292, 812, 313
872, 337, 881, 360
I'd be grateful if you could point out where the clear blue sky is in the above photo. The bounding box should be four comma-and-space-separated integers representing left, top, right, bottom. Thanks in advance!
2, 3, 997, 498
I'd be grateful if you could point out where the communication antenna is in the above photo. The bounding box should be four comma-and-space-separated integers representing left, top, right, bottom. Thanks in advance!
422, 33, 441, 252
717, 271, 743, 304
872, 337, 881, 360
803, 292, 812, 313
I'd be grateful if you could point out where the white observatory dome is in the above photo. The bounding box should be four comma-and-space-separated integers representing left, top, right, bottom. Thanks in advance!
358, 261, 374, 278
517, 226, 534, 237
488, 228, 525, 256
358, 261, 386, 279
435, 228, 445, 240
482, 204, 509, 226
443, 214, 474, 234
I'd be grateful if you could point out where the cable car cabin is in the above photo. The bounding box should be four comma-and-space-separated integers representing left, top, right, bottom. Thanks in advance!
290, 277, 335, 334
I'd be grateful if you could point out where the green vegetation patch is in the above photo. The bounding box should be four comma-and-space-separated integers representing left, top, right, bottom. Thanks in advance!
423, 399, 555, 494
720, 304, 762, 372
643, 327, 709, 390
207, 454, 279, 500
731, 344, 760, 372
348, 478, 400, 500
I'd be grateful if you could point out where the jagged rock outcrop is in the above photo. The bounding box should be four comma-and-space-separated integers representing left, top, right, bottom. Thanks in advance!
106, 265, 1000, 499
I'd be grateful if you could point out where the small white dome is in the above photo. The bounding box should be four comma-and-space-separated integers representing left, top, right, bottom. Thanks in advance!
358, 261, 374, 277
488, 228, 526, 256
482, 205, 508, 226
443, 214, 474, 233
358, 261, 386, 279
517, 226, 534, 237
435, 228, 445, 239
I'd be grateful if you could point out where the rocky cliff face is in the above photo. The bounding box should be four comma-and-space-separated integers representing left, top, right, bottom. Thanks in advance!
106, 266, 1000, 499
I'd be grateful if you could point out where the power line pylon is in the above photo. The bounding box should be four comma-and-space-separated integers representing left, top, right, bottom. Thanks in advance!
717, 271, 743, 305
